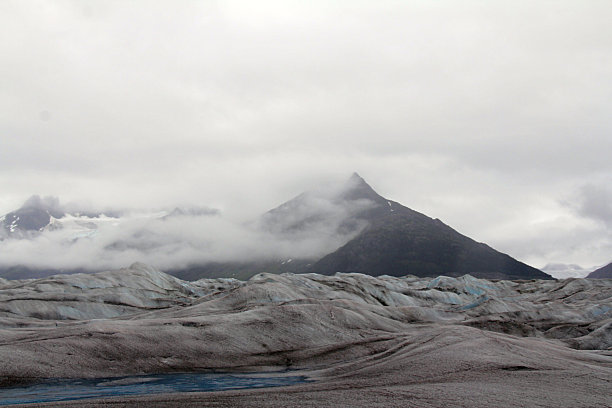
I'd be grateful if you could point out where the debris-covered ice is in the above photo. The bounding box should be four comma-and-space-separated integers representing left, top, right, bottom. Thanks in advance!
0, 263, 609, 404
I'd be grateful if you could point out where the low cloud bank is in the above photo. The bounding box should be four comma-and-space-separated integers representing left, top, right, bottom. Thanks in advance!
0, 185, 374, 272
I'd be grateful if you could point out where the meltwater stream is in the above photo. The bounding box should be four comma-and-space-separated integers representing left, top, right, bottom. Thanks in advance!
0, 372, 309, 405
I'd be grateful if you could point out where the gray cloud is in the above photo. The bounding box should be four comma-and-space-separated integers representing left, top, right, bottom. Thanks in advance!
21, 195, 62, 213
0, 187, 373, 271
1, 1, 612, 268
566, 182, 612, 228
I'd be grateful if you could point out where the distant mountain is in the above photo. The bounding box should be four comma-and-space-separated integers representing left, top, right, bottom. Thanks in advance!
162, 206, 220, 219
305, 174, 550, 280
170, 175, 374, 280
541, 263, 593, 279
0, 195, 65, 238
587, 262, 612, 279
0, 175, 551, 281
0, 198, 219, 279
259, 173, 383, 237
178, 173, 550, 280
0, 197, 218, 244
0, 195, 121, 240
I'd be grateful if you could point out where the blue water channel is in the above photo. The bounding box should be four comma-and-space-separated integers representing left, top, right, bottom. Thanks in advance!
0, 372, 309, 405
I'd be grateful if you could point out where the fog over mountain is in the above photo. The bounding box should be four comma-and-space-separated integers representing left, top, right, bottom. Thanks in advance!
0, 177, 376, 273
0, 175, 551, 282
541, 263, 595, 280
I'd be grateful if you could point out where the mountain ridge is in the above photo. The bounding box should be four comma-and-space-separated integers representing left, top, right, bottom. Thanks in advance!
173, 173, 550, 280
0, 174, 551, 281
304, 175, 549, 280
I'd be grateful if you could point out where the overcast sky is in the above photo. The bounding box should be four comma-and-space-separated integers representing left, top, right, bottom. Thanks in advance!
1, 1, 611, 269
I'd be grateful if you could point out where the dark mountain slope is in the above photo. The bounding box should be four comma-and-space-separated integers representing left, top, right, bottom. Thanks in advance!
307, 175, 550, 280
172, 173, 549, 280
587, 262, 612, 279
0, 174, 550, 281
0, 196, 65, 238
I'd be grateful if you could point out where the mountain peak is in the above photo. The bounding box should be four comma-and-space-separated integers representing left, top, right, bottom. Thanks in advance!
1, 195, 65, 235
349, 172, 365, 181
20, 195, 64, 216
347, 172, 372, 190
341, 173, 386, 204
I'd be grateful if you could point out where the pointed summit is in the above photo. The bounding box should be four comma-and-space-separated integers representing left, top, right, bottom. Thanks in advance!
349, 171, 365, 182
258, 172, 387, 238
346, 172, 370, 189
340, 172, 386, 204
1, 195, 65, 235
167, 174, 551, 281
